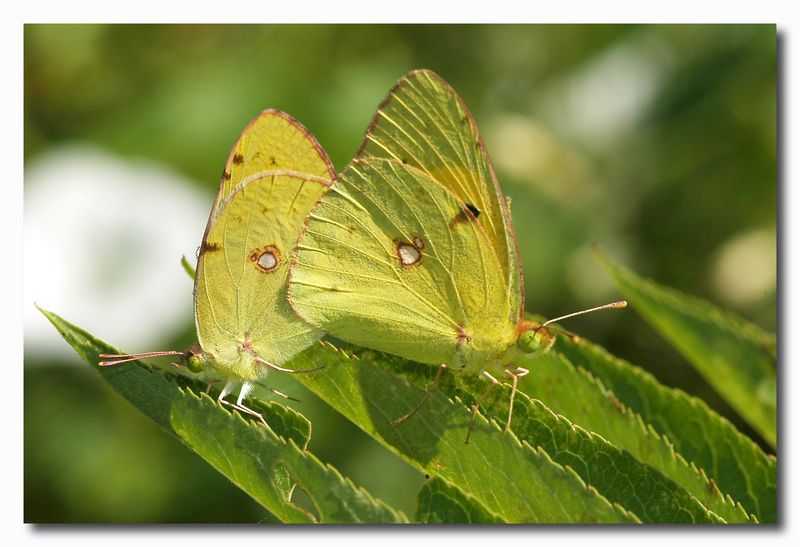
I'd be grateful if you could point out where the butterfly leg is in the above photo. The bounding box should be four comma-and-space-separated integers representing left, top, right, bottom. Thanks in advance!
502, 366, 530, 435
218, 379, 235, 400
465, 371, 500, 444
392, 364, 448, 426
217, 381, 268, 427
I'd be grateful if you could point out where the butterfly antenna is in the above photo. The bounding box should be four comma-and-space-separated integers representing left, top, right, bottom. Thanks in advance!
538, 300, 627, 330
98, 350, 186, 367
255, 357, 325, 374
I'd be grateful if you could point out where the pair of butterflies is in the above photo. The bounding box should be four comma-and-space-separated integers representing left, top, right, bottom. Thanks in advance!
102, 69, 623, 430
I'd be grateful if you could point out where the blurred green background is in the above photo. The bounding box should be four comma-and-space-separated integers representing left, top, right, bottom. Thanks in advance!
24, 24, 776, 523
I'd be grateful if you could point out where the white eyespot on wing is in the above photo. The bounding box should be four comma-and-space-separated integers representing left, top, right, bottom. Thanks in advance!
398, 243, 420, 265
258, 251, 277, 270
395, 237, 423, 268
250, 245, 281, 273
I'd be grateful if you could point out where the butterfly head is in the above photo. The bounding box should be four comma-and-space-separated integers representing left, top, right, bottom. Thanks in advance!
514, 301, 628, 359
184, 346, 206, 373
515, 321, 556, 357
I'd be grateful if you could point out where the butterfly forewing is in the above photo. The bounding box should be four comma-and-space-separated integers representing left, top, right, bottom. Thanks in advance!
211, 109, 335, 221
357, 70, 524, 323
289, 158, 515, 372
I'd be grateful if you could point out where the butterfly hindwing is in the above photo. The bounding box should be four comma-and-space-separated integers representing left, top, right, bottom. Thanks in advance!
357, 70, 524, 323
289, 158, 515, 373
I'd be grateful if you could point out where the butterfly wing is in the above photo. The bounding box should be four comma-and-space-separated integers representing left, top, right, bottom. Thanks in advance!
356, 70, 524, 323
211, 109, 335, 219
289, 158, 515, 373
195, 111, 333, 380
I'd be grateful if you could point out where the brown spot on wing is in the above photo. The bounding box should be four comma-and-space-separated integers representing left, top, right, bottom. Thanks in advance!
449, 203, 481, 228
232, 154, 244, 165
222, 170, 231, 182
200, 241, 222, 255
269, 156, 278, 166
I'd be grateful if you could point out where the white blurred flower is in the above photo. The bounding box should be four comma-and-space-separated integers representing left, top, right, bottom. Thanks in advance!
25, 145, 211, 362
711, 228, 776, 308
539, 36, 670, 151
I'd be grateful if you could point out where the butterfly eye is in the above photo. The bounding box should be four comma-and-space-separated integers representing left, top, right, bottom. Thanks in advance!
250, 245, 281, 273
517, 328, 555, 355
517, 329, 541, 354
185, 354, 204, 373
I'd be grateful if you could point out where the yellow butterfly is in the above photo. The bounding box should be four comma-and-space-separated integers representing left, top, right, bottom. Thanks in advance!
288, 70, 624, 433
101, 109, 334, 422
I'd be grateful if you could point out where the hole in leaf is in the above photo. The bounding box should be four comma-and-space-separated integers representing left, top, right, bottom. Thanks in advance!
289, 484, 320, 523
271, 461, 320, 522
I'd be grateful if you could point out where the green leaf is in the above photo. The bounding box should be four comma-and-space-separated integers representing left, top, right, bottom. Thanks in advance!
38, 306, 407, 524
292, 343, 639, 523
556, 335, 776, 523
597, 253, 776, 447
181, 254, 196, 279
472, 381, 725, 523
521, 350, 754, 523
416, 476, 505, 524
